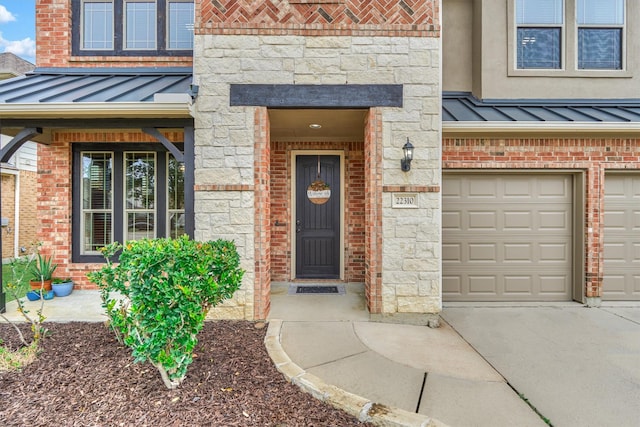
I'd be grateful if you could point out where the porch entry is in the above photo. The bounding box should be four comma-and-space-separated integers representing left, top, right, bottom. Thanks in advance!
295, 155, 341, 279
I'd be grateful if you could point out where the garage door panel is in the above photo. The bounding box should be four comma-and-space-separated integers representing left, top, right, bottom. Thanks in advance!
604, 210, 626, 229
539, 243, 570, 263
604, 173, 640, 300
468, 211, 498, 230
504, 211, 533, 230
504, 244, 533, 261
468, 179, 499, 198
539, 211, 569, 230
504, 276, 534, 294
539, 276, 570, 294
538, 176, 570, 198
468, 244, 497, 262
442, 211, 462, 230
468, 276, 498, 294
443, 174, 573, 302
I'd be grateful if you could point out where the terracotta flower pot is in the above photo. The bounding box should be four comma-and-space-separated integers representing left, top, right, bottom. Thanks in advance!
30, 280, 52, 291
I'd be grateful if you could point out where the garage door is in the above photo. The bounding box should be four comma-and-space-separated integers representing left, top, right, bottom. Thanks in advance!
443, 174, 573, 301
603, 173, 640, 300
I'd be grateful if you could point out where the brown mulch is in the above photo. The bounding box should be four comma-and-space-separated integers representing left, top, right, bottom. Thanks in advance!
0, 321, 370, 426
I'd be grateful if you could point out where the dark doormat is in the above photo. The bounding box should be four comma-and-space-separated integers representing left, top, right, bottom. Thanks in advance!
296, 286, 339, 294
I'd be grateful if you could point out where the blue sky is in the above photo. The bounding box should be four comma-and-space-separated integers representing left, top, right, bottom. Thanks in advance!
0, 1, 36, 64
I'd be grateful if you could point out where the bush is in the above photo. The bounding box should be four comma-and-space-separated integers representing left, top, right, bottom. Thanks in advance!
88, 235, 244, 389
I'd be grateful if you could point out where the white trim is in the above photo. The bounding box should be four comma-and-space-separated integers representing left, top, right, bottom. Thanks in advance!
290, 150, 345, 281
443, 121, 640, 134
0, 102, 192, 118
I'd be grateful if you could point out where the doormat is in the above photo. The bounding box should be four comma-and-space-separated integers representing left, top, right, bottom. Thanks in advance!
296, 286, 339, 294
288, 284, 346, 295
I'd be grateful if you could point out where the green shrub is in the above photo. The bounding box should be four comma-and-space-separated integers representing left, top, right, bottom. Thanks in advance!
88, 235, 244, 389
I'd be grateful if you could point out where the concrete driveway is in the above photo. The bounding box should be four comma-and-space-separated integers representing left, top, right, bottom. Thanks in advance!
442, 303, 640, 427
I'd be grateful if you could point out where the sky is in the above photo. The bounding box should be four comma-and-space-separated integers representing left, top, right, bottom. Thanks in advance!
0, 1, 36, 64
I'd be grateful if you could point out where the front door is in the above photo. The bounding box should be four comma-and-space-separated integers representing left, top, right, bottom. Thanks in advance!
295, 155, 340, 279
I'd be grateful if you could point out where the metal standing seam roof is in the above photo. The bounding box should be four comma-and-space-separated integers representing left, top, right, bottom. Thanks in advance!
0, 72, 638, 124
443, 92, 640, 123
0, 67, 193, 104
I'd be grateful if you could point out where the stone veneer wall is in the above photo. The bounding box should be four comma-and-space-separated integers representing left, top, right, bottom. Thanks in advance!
194, 34, 441, 321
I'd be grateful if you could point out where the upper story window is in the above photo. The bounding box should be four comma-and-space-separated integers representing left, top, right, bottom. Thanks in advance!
512, 0, 627, 73
577, 0, 624, 69
516, 0, 564, 69
73, 0, 194, 56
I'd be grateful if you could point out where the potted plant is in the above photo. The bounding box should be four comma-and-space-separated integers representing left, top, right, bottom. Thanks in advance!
29, 253, 57, 291
52, 277, 74, 297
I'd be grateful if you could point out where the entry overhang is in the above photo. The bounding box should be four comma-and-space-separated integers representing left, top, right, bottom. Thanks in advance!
230, 84, 403, 108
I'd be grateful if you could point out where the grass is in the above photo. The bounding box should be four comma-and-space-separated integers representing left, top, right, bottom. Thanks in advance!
2, 259, 33, 303
0, 340, 39, 372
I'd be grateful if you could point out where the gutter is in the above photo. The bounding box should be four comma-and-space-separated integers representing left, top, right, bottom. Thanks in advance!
0, 101, 192, 119
443, 121, 640, 135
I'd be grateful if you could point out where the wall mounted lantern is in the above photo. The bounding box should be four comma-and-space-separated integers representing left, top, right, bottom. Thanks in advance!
401, 138, 414, 172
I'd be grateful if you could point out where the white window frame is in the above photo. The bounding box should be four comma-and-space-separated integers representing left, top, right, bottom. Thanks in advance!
124, 151, 157, 241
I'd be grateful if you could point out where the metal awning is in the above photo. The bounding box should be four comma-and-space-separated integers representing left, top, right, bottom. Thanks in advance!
0, 67, 194, 119
443, 92, 640, 134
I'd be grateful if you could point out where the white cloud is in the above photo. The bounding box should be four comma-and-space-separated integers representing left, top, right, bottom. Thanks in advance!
0, 5, 16, 24
0, 32, 35, 60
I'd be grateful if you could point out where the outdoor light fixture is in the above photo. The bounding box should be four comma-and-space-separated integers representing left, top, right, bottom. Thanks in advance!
401, 138, 414, 172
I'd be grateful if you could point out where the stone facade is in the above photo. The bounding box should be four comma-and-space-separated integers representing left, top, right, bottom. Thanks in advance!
194, 34, 442, 322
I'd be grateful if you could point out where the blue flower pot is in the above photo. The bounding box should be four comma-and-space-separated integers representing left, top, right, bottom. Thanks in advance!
52, 281, 74, 297
43, 290, 55, 300
26, 290, 41, 301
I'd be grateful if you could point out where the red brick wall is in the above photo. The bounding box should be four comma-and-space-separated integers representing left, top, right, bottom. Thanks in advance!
364, 109, 383, 313
254, 107, 271, 319
443, 136, 640, 298
197, 0, 440, 37
37, 130, 184, 289
1, 173, 15, 259
269, 141, 366, 283
36, 0, 192, 68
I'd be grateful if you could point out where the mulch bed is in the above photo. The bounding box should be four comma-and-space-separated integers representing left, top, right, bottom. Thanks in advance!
0, 321, 370, 426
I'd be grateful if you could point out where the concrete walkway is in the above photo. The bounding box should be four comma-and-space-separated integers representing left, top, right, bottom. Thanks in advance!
268, 283, 544, 426
442, 303, 640, 427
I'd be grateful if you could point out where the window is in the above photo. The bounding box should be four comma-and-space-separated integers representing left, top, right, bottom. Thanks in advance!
125, 1, 157, 50
74, 0, 194, 56
83, 1, 114, 50
168, 1, 194, 50
516, 0, 564, 69
577, 0, 624, 69
75, 145, 185, 260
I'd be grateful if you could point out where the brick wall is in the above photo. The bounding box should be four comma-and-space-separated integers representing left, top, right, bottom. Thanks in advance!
19, 171, 38, 254
443, 136, 640, 298
37, 130, 184, 289
36, 0, 192, 68
1, 173, 15, 259
197, 0, 440, 37
269, 140, 365, 283
1, 170, 37, 259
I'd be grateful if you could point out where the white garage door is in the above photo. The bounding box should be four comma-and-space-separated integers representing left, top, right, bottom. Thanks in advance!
443, 174, 573, 301
603, 173, 640, 300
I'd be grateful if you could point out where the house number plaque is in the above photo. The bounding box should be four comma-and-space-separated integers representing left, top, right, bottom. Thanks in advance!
392, 193, 418, 208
